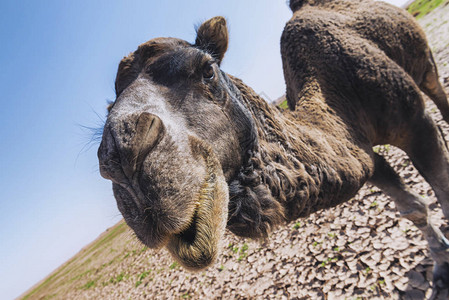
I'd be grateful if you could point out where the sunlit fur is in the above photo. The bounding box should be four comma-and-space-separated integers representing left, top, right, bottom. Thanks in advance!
99, 2, 449, 283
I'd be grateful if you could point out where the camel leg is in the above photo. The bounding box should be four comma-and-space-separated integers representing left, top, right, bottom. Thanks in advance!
404, 113, 449, 221
369, 153, 449, 291
419, 53, 449, 123
390, 112, 449, 291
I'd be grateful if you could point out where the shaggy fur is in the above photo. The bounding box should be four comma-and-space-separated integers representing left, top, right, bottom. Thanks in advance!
99, 2, 449, 291
277, 0, 449, 292
227, 74, 373, 237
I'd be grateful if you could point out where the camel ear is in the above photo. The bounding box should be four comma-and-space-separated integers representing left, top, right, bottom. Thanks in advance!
195, 16, 228, 64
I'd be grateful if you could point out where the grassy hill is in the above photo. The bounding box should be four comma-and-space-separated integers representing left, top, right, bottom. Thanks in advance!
21, 221, 131, 299
406, 0, 448, 18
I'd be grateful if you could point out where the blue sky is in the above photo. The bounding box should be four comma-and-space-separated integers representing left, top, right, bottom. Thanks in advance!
0, 0, 409, 298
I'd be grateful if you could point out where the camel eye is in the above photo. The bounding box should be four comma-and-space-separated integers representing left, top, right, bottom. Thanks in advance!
202, 63, 214, 80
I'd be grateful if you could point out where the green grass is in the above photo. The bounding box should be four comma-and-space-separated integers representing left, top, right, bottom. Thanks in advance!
69, 269, 93, 283
278, 100, 289, 110
135, 270, 151, 287
407, 0, 446, 19
108, 271, 128, 285
228, 242, 239, 254
82, 280, 96, 290
293, 221, 302, 229
237, 243, 249, 261
169, 262, 180, 270
320, 257, 338, 267
138, 270, 150, 280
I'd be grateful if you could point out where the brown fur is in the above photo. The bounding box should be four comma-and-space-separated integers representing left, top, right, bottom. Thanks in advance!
276, 0, 449, 291
195, 17, 229, 64
99, 3, 449, 291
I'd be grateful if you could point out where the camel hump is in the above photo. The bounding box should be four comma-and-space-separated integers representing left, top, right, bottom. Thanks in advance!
281, 8, 428, 142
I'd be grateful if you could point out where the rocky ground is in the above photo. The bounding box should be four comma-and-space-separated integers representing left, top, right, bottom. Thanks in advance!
22, 2, 449, 300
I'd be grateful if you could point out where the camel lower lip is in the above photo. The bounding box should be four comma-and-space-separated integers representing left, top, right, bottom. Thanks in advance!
165, 139, 229, 270
175, 206, 200, 245
166, 194, 217, 270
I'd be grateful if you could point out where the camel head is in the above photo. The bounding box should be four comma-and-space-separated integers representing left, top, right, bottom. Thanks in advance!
98, 17, 257, 270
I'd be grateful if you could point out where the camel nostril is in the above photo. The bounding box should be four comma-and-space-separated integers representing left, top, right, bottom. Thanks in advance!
119, 112, 165, 179
98, 113, 165, 181
133, 112, 165, 168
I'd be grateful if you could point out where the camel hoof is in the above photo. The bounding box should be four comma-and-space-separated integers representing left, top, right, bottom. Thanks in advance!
430, 263, 449, 300
434, 262, 449, 287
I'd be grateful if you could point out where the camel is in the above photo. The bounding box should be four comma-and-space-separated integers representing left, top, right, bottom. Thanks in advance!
97, 0, 449, 294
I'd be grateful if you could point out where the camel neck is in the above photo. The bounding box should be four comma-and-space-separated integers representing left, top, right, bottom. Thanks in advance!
231, 76, 372, 222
